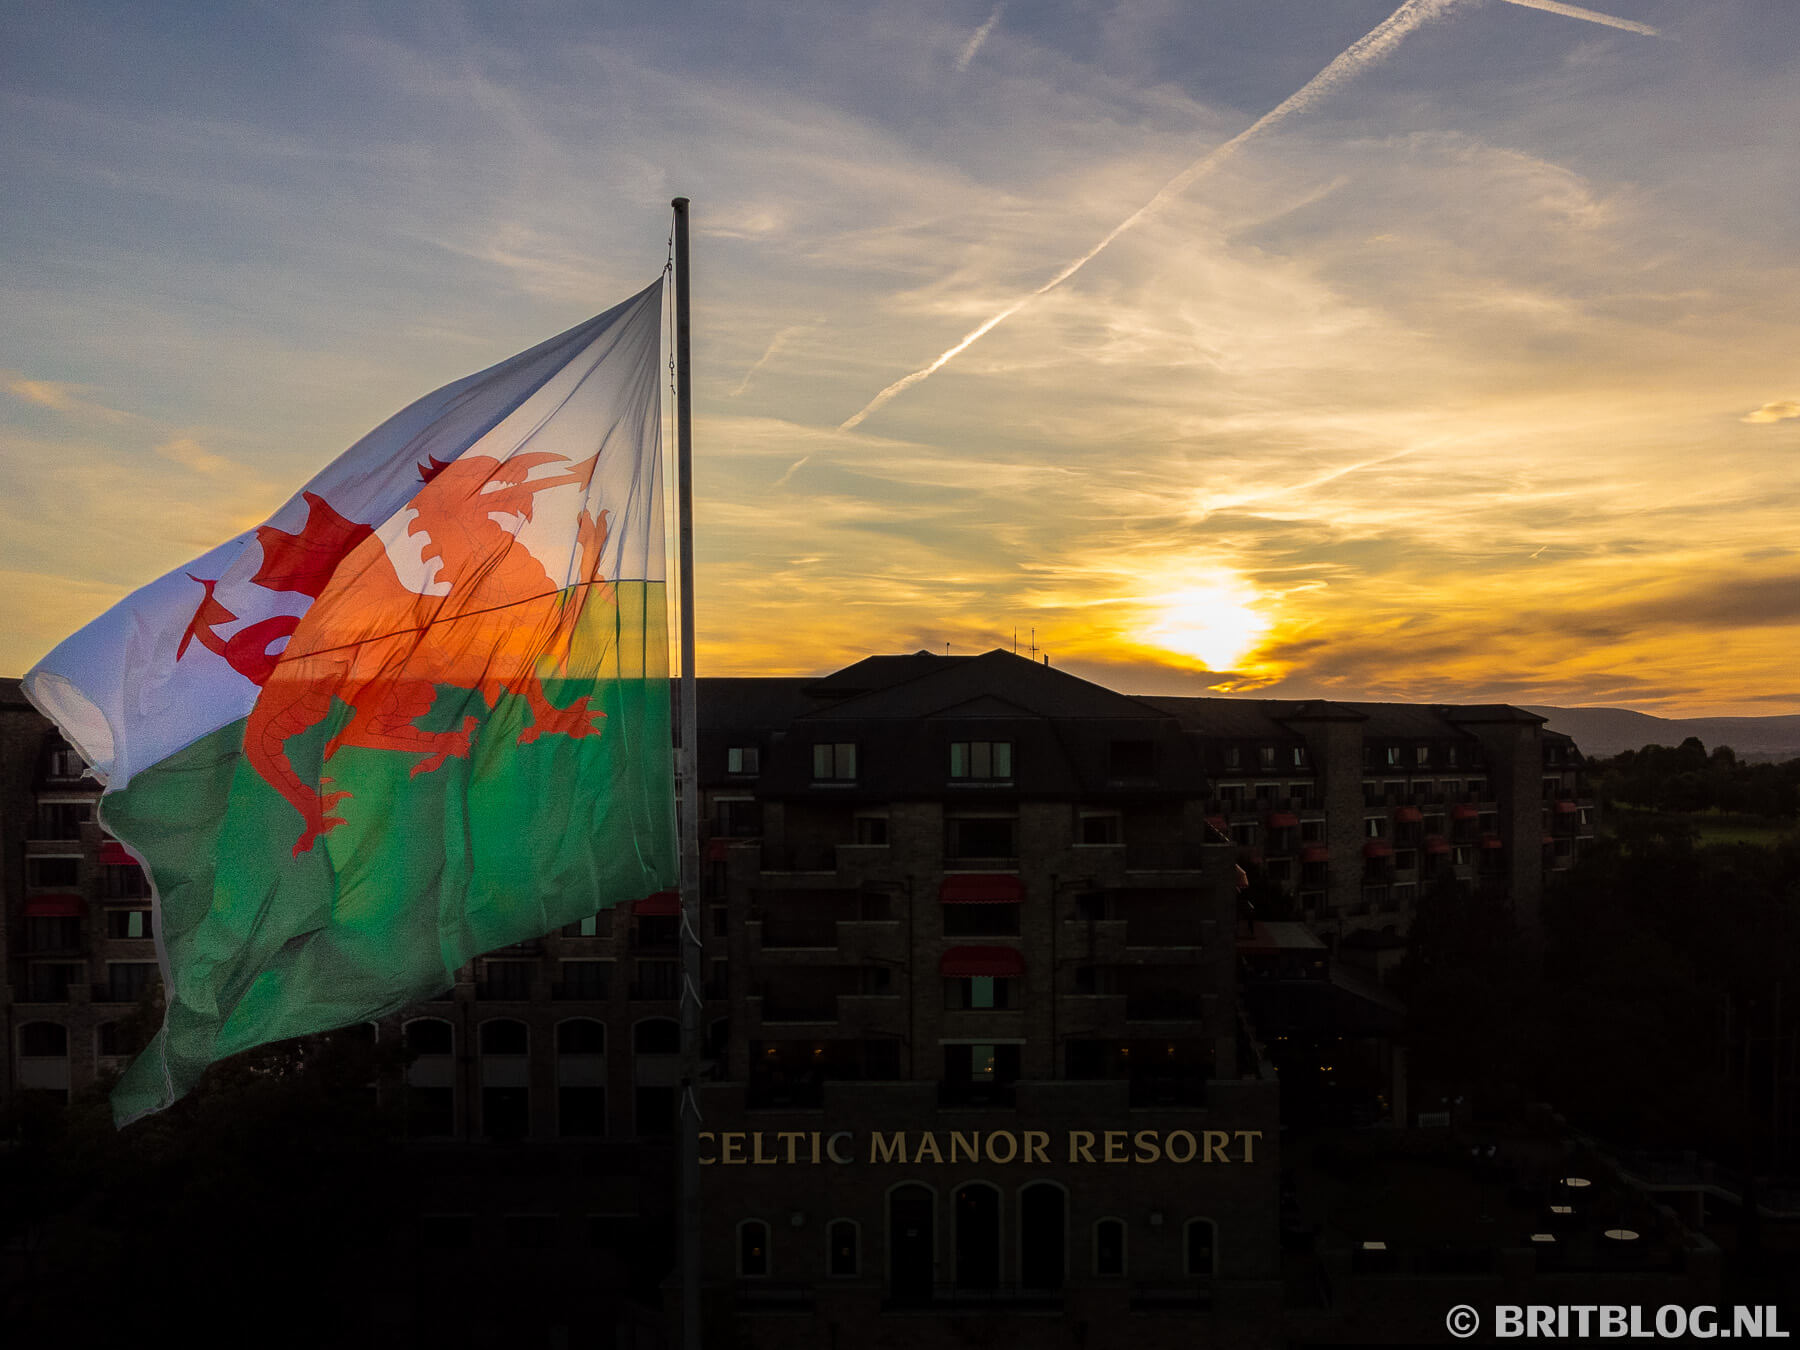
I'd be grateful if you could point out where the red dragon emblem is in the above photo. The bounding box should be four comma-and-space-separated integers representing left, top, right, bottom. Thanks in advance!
183, 451, 612, 855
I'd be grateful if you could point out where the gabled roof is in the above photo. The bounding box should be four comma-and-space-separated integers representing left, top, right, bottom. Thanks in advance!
799, 649, 1171, 723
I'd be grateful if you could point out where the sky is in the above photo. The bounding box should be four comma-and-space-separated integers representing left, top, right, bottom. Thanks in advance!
3, 0, 1797, 717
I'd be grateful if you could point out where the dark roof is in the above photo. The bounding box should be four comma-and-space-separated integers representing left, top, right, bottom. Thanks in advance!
801, 649, 1171, 723
1141, 697, 1304, 739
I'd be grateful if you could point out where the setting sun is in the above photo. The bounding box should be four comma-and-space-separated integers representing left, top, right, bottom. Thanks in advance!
1142, 578, 1272, 672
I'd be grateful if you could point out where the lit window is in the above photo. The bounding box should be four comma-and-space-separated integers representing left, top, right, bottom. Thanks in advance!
727, 746, 759, 774
1258, 745, 1276, 769
739, 1220, 770, 1277
1385, 746, 1402, 767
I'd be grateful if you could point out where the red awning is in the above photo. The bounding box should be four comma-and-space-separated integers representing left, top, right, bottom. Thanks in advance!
1264, 811, 1299, 828
940, 946, 1025, 978
1300, 845, 1330, 864
1555, 800, 1581, 814
1363, 841, 1394, 859
1542, 834, 1556, 846
1204, 815, 1228, 832
1425, 835, 1451, 855
939, 875, 1025, 904
25, 893, 85, 918
1452, 804, 1479, 820
99, 840, 136, 866
1393, 806, 1423, 824
1480, 835, 1504, 850
633, 890, 680, 916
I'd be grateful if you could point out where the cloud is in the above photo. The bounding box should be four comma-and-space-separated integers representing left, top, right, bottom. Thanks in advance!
1, 371, 132, 423
1742, 399, 1800, 425
155, 435, 238, 477
957, 6, 1004, 72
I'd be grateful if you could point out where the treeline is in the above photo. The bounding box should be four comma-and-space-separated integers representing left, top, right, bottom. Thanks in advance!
1598, 737, 1800, 818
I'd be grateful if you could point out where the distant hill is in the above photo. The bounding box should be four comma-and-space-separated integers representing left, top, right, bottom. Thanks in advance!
1526, 706, 1800, 762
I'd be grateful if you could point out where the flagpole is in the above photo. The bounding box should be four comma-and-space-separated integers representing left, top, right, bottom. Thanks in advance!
671, 196, 704, 1350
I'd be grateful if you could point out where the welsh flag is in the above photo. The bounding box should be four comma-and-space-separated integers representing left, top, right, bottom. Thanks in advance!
24, 281, 677, 1124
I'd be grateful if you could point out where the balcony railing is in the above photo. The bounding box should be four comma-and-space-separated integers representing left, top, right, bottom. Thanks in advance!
1124, 843, 1208, 871
759, 917, 838, 948
1125, 994, 1206, 1021
760, 844, 838, 872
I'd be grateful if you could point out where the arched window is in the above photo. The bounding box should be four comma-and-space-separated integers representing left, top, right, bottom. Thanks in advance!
952, 1182, 1001, 1291
1018, 1182, 1066, 1290
19, 1021, 68, 1057
737, 1219, 770, 1277
827, 1219, 858, 1277
402, 1017, 456, 1138
1184, 1217, 1217, 1276
633, 1018, 680, 1055
556, 1018, 607, 1138
1093, 1217, 1127, 1276
886, 1184, 934, 1302
479, 1018, 530, 1141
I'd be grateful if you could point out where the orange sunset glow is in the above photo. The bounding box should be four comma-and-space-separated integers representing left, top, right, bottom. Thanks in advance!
3, 2, 1797, 718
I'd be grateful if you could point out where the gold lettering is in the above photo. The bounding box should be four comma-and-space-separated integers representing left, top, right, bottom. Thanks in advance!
1133, 1130, 1162, 1164
778, 1132, 806, 1164
869, 1132, 907, 1164
950, 1131, 980, 1164
827, 1131, 854, 1164
1203, 1130, 1231, 1163
810, 1131, 822, 1165
1234, 1129, 1264, 1163
1068, 1130, 1096, 1163
1103, 1130, 1128, 1163
913, 1132, 943, 1164
753, 1132, 776, 1164
1023, 1131, 1050, 1164
698, 1131, 717, 1165
722, 1132, 747, 1165
986, 1130, 1018, 1165
1165, 1130, 1197, 1164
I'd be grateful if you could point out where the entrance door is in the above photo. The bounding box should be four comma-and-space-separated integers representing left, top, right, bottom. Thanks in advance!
953, 1184, 1001, 1290
888, 1185, 934, 1301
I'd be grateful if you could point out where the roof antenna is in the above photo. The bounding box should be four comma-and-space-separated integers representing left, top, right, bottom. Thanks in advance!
1029, 628, 1036, 660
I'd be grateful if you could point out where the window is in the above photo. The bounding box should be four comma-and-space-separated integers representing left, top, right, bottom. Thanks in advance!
1385, 746, 1401, 766
481, 960, 533, 1000
32, 801, 90, 839
947, 976, 1012, 1010
26, 963, 82, 1002
106, 907, 152, 939
104, 962, 155, 1003
20, 1022, 68, 1057
27, 856, 79, 888
812, 742, 857, 781
1364, 817, 1387, 839
558, 1019, 606, 1055
1185, 1218, 1217, 1275
1094, 1218, 1127, 1276
1223, 746, 1241, 770
406, 1018, 454, 1055
1416, 745, 1431, 767
1291, 746, 1310, 768
1074, 891, 1107, 922
738, 1220, 770, 1277
481, 1019, 529, 1055
1446, 745, 1460, 767
950, 741, 1013, 780
943, 903, 1019, 937
854, 814, 889, 846
1078, 812, 1121, 846
1108, 740, 1155, 778
564, 912, 605, 937
634, 1018, 681, 1055
26, 917, 81, 951
716, 797, 762, 837
635, 1084, 676, 1137
828, 1219, 859, 1277
1258, 745, 1276, 769
946, 816, 1016, 861
726, 746, 760, 774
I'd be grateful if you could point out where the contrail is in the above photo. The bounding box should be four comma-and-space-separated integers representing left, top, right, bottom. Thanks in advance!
840, 0, 1467, 431
957, 5, 1004, 72
731, 324, 809, 397
1497, 0, 1661, 38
